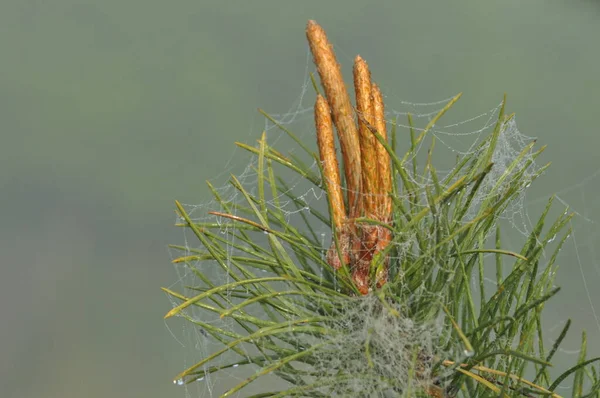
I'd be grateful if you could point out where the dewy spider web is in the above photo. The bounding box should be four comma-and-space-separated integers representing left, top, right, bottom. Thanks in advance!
165, 22, 600, 398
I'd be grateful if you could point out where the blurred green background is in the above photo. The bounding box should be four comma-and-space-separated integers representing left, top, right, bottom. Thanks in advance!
2, 1, 599, 397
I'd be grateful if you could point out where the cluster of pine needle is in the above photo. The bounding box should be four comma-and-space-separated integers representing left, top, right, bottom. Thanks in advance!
163, 20, 600, 397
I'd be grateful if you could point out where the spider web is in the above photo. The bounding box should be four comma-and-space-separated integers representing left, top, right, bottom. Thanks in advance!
165, 56, 600, 397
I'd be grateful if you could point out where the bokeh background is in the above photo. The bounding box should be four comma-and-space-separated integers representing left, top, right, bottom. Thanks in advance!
2, 1, 599, 397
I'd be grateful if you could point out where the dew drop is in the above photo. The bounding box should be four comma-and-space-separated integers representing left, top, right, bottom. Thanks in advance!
196, 377, 204, 382
233, 363, 239, 368
463, 349, 475, 357
548, 234, 556, 243
174, 379, 184, 386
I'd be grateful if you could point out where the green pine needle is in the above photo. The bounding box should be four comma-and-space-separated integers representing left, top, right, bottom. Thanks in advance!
164, 95, 600, 397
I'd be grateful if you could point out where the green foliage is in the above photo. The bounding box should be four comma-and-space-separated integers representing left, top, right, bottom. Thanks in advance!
164, 96, 600, 397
